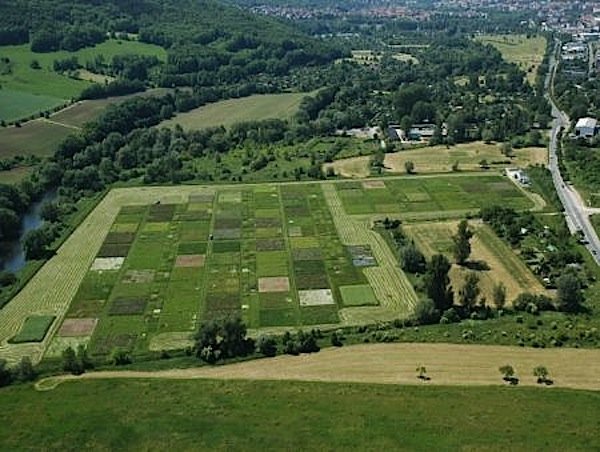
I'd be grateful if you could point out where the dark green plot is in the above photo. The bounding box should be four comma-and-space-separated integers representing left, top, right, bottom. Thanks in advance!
259, 306, 298, 327
300, 305, 339, 325
178, 241, 208, 255
108, 297, 148, 316
9, 315, 55, 343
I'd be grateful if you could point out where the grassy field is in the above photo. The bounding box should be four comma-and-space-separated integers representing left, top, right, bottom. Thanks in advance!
404, 220, 547, 304
0, 175, 532, 364
0, 39, 166, 121
0, 166, 34, 184
475, 34, 547, 85
326, 141, 548, 178
1, 378, 599, 450
0, 89, 170, 159
161, 93, 307, 130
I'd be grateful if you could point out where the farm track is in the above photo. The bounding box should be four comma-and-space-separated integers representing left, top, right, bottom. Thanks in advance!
321, 184, 417, 314
35, 343, 600, 392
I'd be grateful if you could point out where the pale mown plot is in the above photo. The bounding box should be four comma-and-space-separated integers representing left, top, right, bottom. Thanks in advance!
321, 183, 418, 314
37, 343, 600, 392
404, 220, 547, 303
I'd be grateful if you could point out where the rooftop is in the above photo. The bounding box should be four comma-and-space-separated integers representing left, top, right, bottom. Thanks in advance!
576, 117, 597, 128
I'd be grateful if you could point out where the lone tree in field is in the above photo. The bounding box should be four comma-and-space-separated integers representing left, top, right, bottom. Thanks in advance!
459, 272, 480, 311
195, 316, 255, 363
424, 254, 454, 311
533, 366, 552, 385
499, 365, 519, 385
492, 282, 507, 310
452, 219, 474, 265
556, 273, 584, 312
416, 365, 430, 381
404, 160, 415, 174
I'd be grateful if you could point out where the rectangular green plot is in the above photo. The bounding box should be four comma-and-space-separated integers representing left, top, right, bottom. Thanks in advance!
9, 315, 55, 343
178, 241, 208, 255
339, 284, 378, 307
290, 237, 320, 249
111, 222, 139, 233
211, 252, 240, 266
72, 271, 119, 302
259, 292, 295, 309
169, 267, 204, 283
89, 316, 145, 355
259, 307, 298, 327
159, 283, 201, 332
255, 208, 281, 218
256, 251, 288, 277
142, 222, 170, 233
66, 299, 105, 319
126, 242, 169, 269
179, 221, 210, 241
253, 192, 280, 209
213, 241, 241, 253
300, 305, 339, 326
255, 227, 282, 238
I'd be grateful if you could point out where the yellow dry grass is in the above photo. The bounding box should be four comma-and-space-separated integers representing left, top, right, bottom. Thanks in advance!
326, 141, 547, 177
37, 343, 600, 392
404, 220, 547, 304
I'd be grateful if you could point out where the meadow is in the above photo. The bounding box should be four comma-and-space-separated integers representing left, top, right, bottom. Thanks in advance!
404, 220, 547, 303
475, 34, 547, 85
161, 93, 307, 130
0, 174, 533, 364
0, 39, 166, 121
0, 379, 599, 450
326, 141, 548, 178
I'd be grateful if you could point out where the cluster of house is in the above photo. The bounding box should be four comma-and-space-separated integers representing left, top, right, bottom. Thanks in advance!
387, 123, 447, 143
575, 117, 598, 138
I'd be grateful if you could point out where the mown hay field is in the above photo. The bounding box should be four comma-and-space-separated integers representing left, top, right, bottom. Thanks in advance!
161, 93, 307, 130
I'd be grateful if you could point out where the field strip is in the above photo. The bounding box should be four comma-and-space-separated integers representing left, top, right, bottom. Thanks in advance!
35, 343, 600, 392
40, 118, 81, 130
321, 183, 417, 314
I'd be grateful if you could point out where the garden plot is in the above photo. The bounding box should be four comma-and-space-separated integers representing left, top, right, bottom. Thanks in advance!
347, 245, 377, 267
258, 277, 290, 293
299, 289, 335, 306
174, 255, 205, 268
339, 285, 379, 307
57, 318, 98, 337
9, 316, 55, 343
91, 257, 124, 271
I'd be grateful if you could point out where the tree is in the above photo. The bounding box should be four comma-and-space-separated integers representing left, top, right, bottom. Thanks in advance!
23, 228, 52, 260
0, 359, 13, 387
62, 346, 82, 375
15, 356, 36, 382
492, 282, 507, 309
499, 364, 518, 384
452, 219, 474, 265
40, 202, 60, 223
400, 242, 426, 273
77, 344, 93, 370
111, 348, 132, 366
416, 365, 430, 380
556, 274, 584, 312
256, 335, 277, 357
451, 161, 460, 172
331, 330, 344, 347
195, 317, 254, 363
404, 160, 415, 174
424, 254, 454, 311
533, 365, 551, 384
500, 141, 513, 157
459, 272, 480, 311
413, 298, 439, 324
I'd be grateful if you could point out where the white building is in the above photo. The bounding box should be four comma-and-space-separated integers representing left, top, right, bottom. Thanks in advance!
575, 117, 598, 138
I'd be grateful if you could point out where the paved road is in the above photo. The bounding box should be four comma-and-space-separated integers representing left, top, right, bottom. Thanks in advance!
546, 41, 600, 264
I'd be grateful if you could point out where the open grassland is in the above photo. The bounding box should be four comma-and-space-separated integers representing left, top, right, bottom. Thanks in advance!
327, 141, 548, 178
39, 343, 600, 392
0, 89, 170, 158
0, 39, 166, 121
404, 221, 547, 304
475, 34, 547, 85
161, 93, 307, 130
1, 378, 597, 451
0, 166, 34, 185
0, 120, 73, 158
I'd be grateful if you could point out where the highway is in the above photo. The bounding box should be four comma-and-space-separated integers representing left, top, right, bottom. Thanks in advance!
546, 41, 600, 265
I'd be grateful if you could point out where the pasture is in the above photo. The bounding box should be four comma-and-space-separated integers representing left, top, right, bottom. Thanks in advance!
1, 377, 599, 450
475, 34, 547, 85
0, 39, 166, 121
161, 93, 307, 130
0, 174, 533, 363
404, 220, 547, 303
326, 141, 548, 178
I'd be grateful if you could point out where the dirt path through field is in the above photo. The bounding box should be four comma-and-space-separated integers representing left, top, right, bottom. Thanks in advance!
36, 343, 600, 392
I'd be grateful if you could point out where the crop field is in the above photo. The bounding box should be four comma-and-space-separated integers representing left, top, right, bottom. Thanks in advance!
0, 174, 533, 363
475, 34, 547, 85
0, 39, 166, 121
326, 141, 548, 178
334, 174, 532, 218
404, 220, 547, 303
161, 93, 307, 130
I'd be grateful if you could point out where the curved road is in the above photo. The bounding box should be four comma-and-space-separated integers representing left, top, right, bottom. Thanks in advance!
546, 41, 600, 264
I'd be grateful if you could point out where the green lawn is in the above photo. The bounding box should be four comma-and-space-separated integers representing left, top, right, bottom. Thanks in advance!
0, 39, 166, 121
9, 315, 55, 343
0, 120, 73, 158
161, 93, 308, 130
0, 379, 598, 450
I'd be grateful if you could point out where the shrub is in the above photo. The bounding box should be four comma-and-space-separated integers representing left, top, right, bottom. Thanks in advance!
257, 335, 277, 357
111, 348, 132, 366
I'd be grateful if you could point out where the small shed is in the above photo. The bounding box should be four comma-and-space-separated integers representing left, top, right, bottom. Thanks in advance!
575, 117, 598, 138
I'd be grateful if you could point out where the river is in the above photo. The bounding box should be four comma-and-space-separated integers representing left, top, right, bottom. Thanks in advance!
0, 190, 57, 273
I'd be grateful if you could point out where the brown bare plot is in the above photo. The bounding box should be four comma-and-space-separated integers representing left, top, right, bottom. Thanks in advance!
174, 255, 205, 268
58, 318, 98, 337
258, 277, 290, 293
